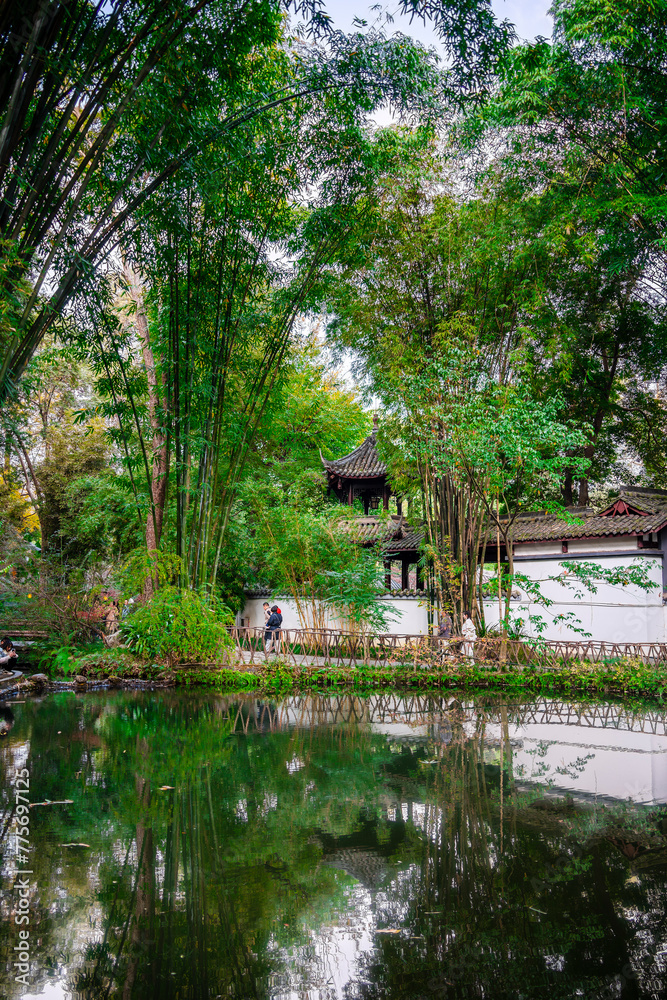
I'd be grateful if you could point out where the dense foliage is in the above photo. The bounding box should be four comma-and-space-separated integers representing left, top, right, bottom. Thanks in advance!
121, 587, 233, 665
1, 0, 666, 646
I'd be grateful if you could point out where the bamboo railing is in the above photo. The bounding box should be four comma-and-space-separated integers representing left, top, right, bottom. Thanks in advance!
228, 626, 667, 668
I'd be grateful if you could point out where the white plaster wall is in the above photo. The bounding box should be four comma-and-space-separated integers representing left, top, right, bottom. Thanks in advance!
566, 535, 636, 553
240, 597, 305, 631
484, 552, 665, 642
514, 541, 563, 557
240, 596, 429, 635
376, 598, 429, 635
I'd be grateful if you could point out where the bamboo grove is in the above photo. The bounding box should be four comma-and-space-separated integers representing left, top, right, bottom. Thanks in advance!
2, 0, 667, 637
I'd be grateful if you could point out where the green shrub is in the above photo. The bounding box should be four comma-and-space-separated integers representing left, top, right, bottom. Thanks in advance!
121, 587, 233, 666
42, 645, 78, 677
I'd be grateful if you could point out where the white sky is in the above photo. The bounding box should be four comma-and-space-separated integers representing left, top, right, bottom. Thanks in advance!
322, 0, 553, 46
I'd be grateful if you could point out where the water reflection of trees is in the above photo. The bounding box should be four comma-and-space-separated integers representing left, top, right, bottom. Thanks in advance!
0, 692, 666, 999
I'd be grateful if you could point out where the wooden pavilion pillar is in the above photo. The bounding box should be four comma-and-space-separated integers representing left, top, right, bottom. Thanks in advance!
401, 558, 409, 590
384, 559, 392, 591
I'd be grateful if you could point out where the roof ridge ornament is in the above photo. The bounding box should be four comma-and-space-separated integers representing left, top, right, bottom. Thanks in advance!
599, 497, 650, 517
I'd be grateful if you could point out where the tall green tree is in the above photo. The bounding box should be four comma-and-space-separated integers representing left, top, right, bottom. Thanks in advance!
0, 0, 515, 403
321, 167, 560, 623
90, 98, 441, 595
480, 0, 667, 284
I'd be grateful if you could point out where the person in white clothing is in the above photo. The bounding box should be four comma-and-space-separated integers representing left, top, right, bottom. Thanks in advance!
461, 611, 477, 661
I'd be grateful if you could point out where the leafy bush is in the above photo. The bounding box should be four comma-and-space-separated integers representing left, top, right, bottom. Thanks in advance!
40, 645, 78, 677
117, 547, 183, 596
121, 587, 234, 666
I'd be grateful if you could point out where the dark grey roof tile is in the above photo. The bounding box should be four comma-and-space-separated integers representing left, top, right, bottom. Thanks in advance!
322, 430, 386, 479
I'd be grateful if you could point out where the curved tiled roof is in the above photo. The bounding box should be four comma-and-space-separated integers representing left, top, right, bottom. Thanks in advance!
509, 488, 667, 543
322, 428, 386, 480
385, 529, 424, 553
343, 515, 423, 553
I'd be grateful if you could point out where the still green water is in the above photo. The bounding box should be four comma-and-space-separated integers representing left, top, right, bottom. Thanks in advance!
0, 690, 666, 999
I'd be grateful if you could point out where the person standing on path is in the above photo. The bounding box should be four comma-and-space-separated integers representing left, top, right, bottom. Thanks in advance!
264, 605, 283, 655
461, 611, 477, 662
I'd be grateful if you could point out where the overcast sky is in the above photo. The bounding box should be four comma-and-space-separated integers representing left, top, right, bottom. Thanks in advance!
322, 0, 553, 46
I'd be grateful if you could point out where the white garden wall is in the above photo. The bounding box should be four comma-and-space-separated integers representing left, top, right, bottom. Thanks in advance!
239, 595, 429, 635
484, 552, 666, 642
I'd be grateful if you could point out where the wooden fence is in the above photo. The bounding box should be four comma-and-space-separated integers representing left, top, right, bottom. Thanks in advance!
229, 626, 667, 669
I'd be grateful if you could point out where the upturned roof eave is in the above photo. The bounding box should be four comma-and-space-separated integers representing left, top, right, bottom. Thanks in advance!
325, 469, 387, 480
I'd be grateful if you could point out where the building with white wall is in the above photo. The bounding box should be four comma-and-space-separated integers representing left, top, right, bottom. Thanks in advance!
239, 417, 431, 635
483, 486, 667, 642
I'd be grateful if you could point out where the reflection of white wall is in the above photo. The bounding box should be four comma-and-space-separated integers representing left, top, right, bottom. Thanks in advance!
370, 722, 430, 739
484, 553, 665, 642
476, 721, 667, 804
240, 596, 429, 634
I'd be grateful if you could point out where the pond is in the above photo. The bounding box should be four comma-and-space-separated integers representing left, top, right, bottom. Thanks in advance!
1, 690, 666, 999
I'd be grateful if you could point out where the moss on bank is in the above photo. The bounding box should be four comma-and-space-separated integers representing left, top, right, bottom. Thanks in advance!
16, 650, 667, 702
183, 655, 667, 701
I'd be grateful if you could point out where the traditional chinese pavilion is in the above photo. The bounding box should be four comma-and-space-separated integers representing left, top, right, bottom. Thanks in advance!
322, 416, 424, 591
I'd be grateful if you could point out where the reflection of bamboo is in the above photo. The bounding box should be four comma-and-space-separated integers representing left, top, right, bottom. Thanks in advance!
123, 737, 155, 1000
84, 837, 134, 994
101, 824, 149, 999
414, 720, 508, 968
154, 790, 180, 998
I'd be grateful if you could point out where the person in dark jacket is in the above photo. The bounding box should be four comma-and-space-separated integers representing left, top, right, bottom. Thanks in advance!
264, 605, 283, 654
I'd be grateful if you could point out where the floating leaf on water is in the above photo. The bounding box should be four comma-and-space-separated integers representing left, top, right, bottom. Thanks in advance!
376, 928, 401, 934
62, 843, 91, 848
158, 785, 176, 790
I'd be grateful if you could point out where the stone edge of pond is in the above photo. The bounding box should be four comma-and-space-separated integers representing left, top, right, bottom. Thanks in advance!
2, 657, 666, 705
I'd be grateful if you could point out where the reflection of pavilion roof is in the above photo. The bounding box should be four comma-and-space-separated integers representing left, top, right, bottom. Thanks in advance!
344, 515, 423, 555
323, 848, 391, 890
322, 428, 386, 480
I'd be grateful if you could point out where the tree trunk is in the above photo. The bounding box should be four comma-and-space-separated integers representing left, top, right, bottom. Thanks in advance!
124, 263, 170, 597
498, 529, 514, 666
561, 470, 574, 507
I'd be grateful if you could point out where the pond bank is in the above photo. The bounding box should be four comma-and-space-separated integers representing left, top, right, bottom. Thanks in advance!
3, 652, 667, 702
